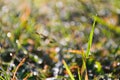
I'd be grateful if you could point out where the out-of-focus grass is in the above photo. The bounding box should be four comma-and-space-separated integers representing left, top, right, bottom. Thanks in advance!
93, 16, 120, 34
0, 76, 4, 80
0, 0, 120, 79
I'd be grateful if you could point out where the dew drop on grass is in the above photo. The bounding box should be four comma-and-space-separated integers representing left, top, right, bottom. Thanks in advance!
55, 47, 60, 52
7, 32, 11, 37
16, 40, 19, 44
117, 62, 120, 66
94, 64, 98, 68
38, 59, 43, 64
23, 50, 27, 55
88, 73, 93, 77
10, 53, 13, 56
34, 55, 38, 59
33, 71, 38, 76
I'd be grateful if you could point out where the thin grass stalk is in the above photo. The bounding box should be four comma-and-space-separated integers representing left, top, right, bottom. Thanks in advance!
62, 59, 75, 80
86, 17, 96, 57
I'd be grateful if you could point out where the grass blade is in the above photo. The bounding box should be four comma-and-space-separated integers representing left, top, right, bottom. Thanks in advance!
62, 60, 75, 80
0, 76, 4, 80
86, 17, 96, 57
12, 57, 26, 80
93, 16, 120, 34
78, 68, 81, 80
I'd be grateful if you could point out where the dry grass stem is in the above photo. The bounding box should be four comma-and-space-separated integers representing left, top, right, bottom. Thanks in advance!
11, 57, 26, 80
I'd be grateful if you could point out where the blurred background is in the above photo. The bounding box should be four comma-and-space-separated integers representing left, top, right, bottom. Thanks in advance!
0, 0, 120, 79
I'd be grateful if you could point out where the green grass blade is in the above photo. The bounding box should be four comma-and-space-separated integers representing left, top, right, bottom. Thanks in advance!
0, 70, 11, 80
93, 16, 120, 34
62, 60, 75, 80
78, 68, 81, 80
86, 17, 96, 57
0, 76, 4, 80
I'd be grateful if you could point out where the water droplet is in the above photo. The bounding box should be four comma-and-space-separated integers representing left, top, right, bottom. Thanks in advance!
7, 32, 11, 37
55, 47, 60, 52
34, 55, 38, 59
117, 62, 120, 66
16, 40, 19, 44
33, 71, 38, 76
10, 53, 13, 56
94, 64, 98, 68
38, 59, 43, 64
